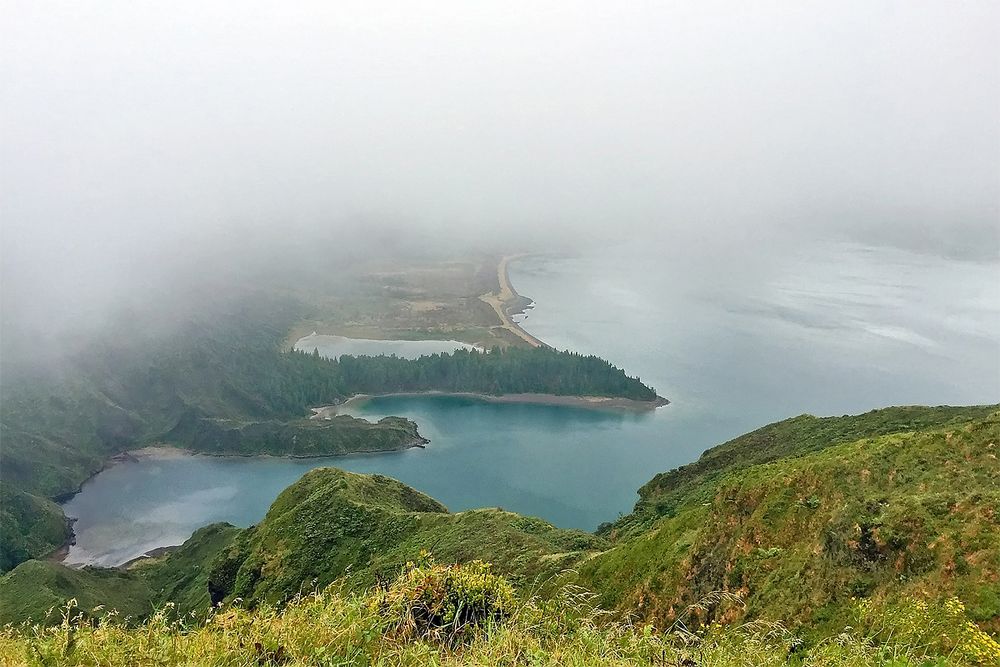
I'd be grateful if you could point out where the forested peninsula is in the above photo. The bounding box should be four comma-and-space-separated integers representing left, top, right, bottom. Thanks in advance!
303, 345, 659, 402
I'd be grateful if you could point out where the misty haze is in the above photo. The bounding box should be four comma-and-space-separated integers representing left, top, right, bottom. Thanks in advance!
1, 2, 998, 664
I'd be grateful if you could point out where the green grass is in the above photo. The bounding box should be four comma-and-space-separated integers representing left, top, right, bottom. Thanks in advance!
204, 468, 604, 607
0, 523, 240, 627
579, 406, 1000, 636
620, 405, 999, 536
2, 564, 997, 666
0, 469, 602, 624
0, 488, 68, 574
0, 561, 152, 627
132, 523, 243, 617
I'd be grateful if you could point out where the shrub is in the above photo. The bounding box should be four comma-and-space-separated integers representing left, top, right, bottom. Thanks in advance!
368, 553, 515, 645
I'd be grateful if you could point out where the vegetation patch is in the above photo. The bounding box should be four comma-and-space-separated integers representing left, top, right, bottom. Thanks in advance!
370, 554, 515, 645
580, 407, 1000, 634
2, 572, 997, 666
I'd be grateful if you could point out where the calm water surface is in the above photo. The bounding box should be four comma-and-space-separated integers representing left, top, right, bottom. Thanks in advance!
63, 241, 1000, 566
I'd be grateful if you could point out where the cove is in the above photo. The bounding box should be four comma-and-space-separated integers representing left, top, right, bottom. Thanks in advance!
62, 240, 1000, 566
62, 399, 652, 566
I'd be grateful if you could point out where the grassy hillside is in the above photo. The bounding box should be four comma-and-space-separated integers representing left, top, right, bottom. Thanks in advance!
130, 523, 243, 618
0, 487, 69, 574
2, 562, 997, 665
1, 406, 999, 664
204, 467, 604, 606
580, 405, 1000, 635
0, 560, 153, 627
0, 523, 240, 627
616, 405, 999, 536
0, 469, 602, 624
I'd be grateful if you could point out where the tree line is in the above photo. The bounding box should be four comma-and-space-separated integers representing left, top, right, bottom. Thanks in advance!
287, 345, 658, 403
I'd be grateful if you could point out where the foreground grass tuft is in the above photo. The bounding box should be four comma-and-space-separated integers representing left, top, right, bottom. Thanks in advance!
2, 561, 997, 666
369, 553, 514, 645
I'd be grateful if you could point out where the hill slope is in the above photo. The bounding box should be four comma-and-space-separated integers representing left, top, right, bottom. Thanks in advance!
0, 523, 240, 626
0, 469, 603, 624
579, 405, 1000, 633
206, 468, 603, 606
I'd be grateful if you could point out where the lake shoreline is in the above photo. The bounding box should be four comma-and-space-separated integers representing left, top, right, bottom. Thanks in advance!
479, 254, 548, 348
53, 436, 429, 568
321, 391, 669, 415
124, 438, 430, 461
49, 449, 148, 566
55, 387, 666, 567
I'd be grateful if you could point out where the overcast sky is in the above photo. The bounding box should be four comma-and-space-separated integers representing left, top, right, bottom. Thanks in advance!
2, 1, 998, 334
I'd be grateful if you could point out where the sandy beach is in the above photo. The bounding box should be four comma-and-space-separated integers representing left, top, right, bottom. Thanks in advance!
479, 254, 547, 348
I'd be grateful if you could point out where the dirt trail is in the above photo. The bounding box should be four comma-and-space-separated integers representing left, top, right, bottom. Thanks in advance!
480, 255, 546, 348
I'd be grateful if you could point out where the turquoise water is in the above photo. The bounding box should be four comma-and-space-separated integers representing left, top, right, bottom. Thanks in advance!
63, 241, 1000, 566
294, 333, 474, 359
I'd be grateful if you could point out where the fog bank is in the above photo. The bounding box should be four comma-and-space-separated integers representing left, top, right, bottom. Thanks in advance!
2, 1, 997, 345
